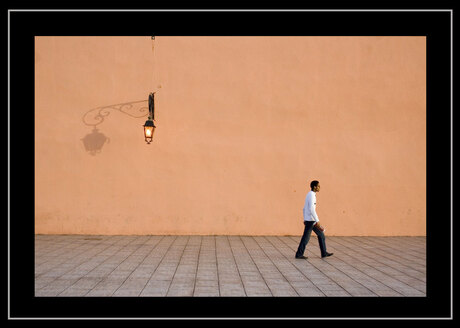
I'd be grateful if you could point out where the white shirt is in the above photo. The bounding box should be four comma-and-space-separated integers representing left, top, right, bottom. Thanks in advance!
303, 190, 319, 222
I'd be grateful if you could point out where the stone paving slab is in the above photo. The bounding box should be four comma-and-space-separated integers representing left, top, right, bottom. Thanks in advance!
35, 235, 426, 297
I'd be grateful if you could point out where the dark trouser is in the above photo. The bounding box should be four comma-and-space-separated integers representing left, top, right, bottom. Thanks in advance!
295, 220, 327, 257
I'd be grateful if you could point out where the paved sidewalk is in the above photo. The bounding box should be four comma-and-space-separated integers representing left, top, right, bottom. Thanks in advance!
35, 235, 426, 297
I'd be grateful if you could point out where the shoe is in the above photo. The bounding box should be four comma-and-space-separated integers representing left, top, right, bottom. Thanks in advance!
321, 252, 333, 258
295, 255, 308, 259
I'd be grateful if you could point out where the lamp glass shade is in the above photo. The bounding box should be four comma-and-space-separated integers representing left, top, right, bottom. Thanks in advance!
143, 119, 155, 143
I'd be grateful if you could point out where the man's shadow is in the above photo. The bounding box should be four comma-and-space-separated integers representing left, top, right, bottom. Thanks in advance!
81, 100, 149, 155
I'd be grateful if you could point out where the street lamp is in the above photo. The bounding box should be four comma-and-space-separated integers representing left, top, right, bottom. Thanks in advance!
143, 92, 156, 144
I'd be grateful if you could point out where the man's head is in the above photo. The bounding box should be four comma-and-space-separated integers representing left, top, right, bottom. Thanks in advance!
310, 180, 320, 192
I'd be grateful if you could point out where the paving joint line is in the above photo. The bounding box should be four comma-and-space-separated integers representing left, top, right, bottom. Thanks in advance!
359, 236, 426, 261
310, 236, 425, 288
321, 237, 426, 294
252, 236, 300, 296
288, 235, 424, 282
239, 236, 279, 297
165, 236, 191, 297
240, 236, 275, 296
346, 236, 426, 268
228, 237, 258, 295
138, 235, 177, 296
264, 236, 321, 292
227, 236, 247, 296
215, 236, 245, 296
348, 236, 427, 267
54, 235, 140, 296
278, 236, 404, 296
214, 236, 220, 297
36, 235, 120, 294
275, 236, 357, 296
266, 236, 339, 296
98, 235, 162, 297
191, 236, 203, 296
331, 237, 426, 283
35, 235, 115, 278
113, 235, 165, 296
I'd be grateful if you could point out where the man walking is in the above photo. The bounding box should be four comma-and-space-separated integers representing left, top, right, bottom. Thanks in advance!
295, 180, 333, 259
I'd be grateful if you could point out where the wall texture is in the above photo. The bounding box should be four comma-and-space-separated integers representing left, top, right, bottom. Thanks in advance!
35, 36, 426, 236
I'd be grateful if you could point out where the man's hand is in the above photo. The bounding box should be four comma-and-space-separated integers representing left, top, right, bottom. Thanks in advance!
314, 221, 325, 232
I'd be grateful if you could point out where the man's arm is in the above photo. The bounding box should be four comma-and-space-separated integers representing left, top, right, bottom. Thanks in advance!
310, 195, 319, 222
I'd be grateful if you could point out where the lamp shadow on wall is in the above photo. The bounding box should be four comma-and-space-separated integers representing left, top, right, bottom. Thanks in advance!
81, 100, 149, 155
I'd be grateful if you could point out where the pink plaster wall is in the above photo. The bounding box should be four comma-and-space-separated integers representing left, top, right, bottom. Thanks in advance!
35, 36, 426, 236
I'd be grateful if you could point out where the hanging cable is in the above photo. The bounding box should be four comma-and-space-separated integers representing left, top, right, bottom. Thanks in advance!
150, 36, 156, 123
151, 36, 156, 94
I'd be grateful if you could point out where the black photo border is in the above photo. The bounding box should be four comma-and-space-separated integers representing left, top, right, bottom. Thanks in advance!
8, 6, 453, 320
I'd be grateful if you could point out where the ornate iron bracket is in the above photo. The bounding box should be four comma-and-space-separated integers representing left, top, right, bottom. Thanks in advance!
82, 100, 149, 128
